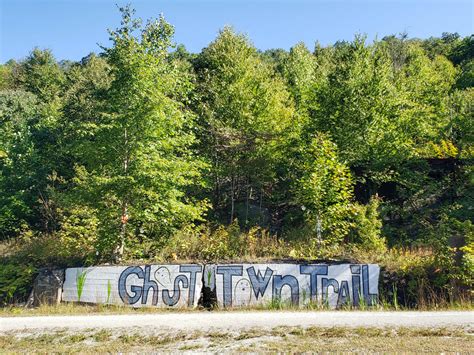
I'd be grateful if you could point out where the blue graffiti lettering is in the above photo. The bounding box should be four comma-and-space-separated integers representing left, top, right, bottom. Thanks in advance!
336, 280, 350, 308
351, 265, 361, 306
141, 266, 159, 305
247, 266, 273, 299
216, 265, 243, 307
118, 266, 150, 305
362, 264, 377, 306
162, 275, 189, 306
300, 265, 328, 301
321, 278, 339, 304
179, 265, 202, 307
272, 275, 299, 305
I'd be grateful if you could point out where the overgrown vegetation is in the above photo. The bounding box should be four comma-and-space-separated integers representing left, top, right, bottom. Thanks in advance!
0, 7, 472, 307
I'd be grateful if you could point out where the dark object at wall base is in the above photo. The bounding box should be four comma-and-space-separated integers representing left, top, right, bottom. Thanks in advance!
26, 268, 65, 307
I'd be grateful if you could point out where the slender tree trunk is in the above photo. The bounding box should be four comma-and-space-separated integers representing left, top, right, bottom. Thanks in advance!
214, 152, 220, 210
115, 127, 129, 262
245, 178, 251, 226
230, 175, 235, 224
117, 201, 128, 260
316, 213, 322, 247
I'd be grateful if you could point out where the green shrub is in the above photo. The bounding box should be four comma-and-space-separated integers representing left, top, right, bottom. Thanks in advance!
430, 217, 473, 297
285, 227, 346, 260
160, 222, 290, 262
0, 259, 36, 305
349, 196, 386, 252
57, 206, 99, 263
350, 245, 472, 308
0, 230, 90, 305
294, 134, 354, 247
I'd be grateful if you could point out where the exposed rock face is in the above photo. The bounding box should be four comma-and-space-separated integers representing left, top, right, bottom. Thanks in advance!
28, 268, 65, 307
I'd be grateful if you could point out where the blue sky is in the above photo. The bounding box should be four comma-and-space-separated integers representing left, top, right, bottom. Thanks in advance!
1, 0, 473, 63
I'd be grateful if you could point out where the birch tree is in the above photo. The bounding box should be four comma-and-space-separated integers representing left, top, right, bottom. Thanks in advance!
73, 7, 206, 260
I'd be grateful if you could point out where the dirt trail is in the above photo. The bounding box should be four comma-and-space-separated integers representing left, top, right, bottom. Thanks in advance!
1, 311, 473, 332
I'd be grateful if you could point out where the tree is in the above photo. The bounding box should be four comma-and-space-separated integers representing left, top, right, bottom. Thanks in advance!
294, 134, 354, 246
260, 48, 288, 76
281, 42, 316, 113
194, 27, 296, 225
456, 59, 474, 89
308, 37, 411, 177
396, 43, 456, 156
0, 50, 70, 237
0, 90, 37, 238
0, 61, 17, 90
307, 37, 457, 191
446, 88, 474, 158
14, 49, 70, 234
71, 7, 207, 260
448, 34, 473, 65
14, 48, 65, 103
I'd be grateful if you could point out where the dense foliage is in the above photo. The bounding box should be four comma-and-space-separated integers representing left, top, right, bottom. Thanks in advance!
0, 7, 472, 305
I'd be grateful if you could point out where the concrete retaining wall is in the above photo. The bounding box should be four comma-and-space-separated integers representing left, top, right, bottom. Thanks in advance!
61, 263, 379, 308
205, 264, 379, 308
62, 265, 203, 308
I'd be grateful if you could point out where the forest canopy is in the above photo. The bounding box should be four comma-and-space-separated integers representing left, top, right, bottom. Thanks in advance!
0, 6, 472, 301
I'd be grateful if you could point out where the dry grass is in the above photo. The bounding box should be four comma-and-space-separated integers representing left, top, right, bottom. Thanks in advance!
2, 296, 472, 317
347, 245, 436, 271
0, 326, 472, 353
0, 302, 203, 317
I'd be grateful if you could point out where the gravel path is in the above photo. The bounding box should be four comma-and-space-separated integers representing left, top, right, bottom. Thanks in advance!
1, 311, 473, 332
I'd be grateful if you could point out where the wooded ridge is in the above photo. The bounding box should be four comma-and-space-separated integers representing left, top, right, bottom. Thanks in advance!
0, 6, 472, 307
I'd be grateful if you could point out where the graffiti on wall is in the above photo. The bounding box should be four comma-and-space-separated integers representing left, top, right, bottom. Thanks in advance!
62, 264, 203, 307
61, 263, 380, 309
204, 264, 380, 308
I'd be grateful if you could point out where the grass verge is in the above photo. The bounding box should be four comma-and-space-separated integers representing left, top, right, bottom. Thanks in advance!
0, 303, 201, 317
0, 326, 472, 353
1, 298, 472, 317
0, 302, 474, 317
